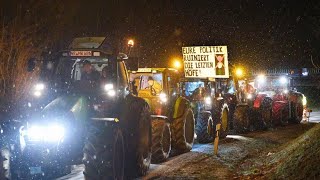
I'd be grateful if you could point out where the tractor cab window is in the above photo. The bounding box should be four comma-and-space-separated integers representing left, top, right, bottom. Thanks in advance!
167, 76, 179, 96
183, 81, 205, 96
130, 73, 163, 96
54, 57, 114, 91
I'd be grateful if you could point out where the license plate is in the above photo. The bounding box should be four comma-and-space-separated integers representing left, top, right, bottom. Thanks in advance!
30, 166, 42, 175
70, 51, 92, 56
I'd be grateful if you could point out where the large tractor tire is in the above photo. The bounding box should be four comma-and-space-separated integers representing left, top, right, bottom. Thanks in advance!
0, 146, 9, 180
171, 108, 195, 154
151, 119, 171, 163
295, 102, 304, 123
273, 101, 288, 126
83, 122, 125, 180
227, 104, 236, 131
233, 105, 250, 133
195, 111, 213, 144
290, 102, 303, 124
261, 97, 273, 129
123, 98, 152, 178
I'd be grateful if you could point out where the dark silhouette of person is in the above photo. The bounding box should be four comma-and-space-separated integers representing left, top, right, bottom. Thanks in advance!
81, 61, 100, 82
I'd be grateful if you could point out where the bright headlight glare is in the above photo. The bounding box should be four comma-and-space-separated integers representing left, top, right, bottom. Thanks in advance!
35, 83, 45, 91
257, 74, 266, 84
34, 91, 42, 97
279, 76, 288, 84
27, 125, 65, 142
247, 94, 253, 99
159, 93, 167, 102
104, 83, 114, 91
107, 89, 116, 96
283, 89, 289, 94
205, 96, 211, 105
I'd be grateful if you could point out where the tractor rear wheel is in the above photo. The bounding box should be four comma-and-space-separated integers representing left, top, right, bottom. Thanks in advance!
261, 98, 273, 129
291, 102, 303, 123
83, 123, 125, 180
195, 111, 213, 144
151, 119, 171, 163
171, 108, 195, 154
233, 105, 250, 133
273, 102, 288, 126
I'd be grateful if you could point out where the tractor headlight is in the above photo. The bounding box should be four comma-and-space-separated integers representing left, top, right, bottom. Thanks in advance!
159, 93, 167, 103
25, 124, 65, 142
33, 83, 45, 97
279, 76, 288, 84
204, 96, 212, 105
104, 83, 116, 97
302, 95, 307, 106
104, 83, 114, 91
107, 89, 116, 97
257, 74, 266, 84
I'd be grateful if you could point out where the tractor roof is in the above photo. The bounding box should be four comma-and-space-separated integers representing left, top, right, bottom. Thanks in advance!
59, 37, 127, 61
130, 68, 178, 73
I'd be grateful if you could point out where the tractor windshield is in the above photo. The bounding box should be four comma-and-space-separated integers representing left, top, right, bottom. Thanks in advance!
255, 76, 289, 95
53, 56, 114, 92
183, 81, 205, 96
69, 37, 106, 49
130, 73, 163, 96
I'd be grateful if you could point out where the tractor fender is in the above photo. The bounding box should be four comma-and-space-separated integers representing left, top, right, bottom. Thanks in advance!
151, 115, 169, 122
288, 92, 303, 104
172, 97, 190, 120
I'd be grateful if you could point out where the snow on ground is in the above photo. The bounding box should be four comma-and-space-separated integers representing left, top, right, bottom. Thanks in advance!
56, 112, 320, 180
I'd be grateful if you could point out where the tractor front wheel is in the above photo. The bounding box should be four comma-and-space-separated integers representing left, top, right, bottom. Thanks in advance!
151, 119, 171, 163
195, 111, 213, 144
83, 123, 125, 180
233, 105, 250, 133
171, 108, 195, 154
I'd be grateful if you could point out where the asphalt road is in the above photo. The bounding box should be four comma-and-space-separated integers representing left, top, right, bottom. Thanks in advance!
307, 110, 320, 123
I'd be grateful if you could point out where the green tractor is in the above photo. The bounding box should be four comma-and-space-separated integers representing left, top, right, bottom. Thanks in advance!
0, 37, 152, 179
129, 68, 195, 163
179, 78, 231, 143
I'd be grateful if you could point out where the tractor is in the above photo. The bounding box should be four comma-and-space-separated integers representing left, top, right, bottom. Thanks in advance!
232, 72, 306, 133
228, 66, 277, 134
179, 78, 230, 143
0, 37, 152, 179
129, 68, 195, 163
253, 74, 305, 126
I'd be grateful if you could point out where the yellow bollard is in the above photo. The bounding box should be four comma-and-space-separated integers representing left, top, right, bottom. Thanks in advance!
214, 123, 221, 155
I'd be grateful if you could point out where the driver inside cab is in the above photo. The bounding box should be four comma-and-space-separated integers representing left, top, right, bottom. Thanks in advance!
146, 76, 162, 95
81, 60, 100, 83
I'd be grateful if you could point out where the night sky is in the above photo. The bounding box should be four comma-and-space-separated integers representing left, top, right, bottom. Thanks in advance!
1, 0, 320, 69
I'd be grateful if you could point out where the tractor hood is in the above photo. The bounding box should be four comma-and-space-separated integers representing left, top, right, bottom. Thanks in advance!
28, 95, 89, 125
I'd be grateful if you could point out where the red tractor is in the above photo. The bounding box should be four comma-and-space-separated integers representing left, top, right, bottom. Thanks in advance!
253, 74, 305, 126
229, 67, 273, 133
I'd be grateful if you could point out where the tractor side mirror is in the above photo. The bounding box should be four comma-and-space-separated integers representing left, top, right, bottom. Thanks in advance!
27, 58, 36, 72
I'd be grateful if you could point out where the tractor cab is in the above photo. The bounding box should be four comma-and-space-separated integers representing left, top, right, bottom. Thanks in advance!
129, 68, 180, 115
254, 75, 290, 101
35, 37, 128, 98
